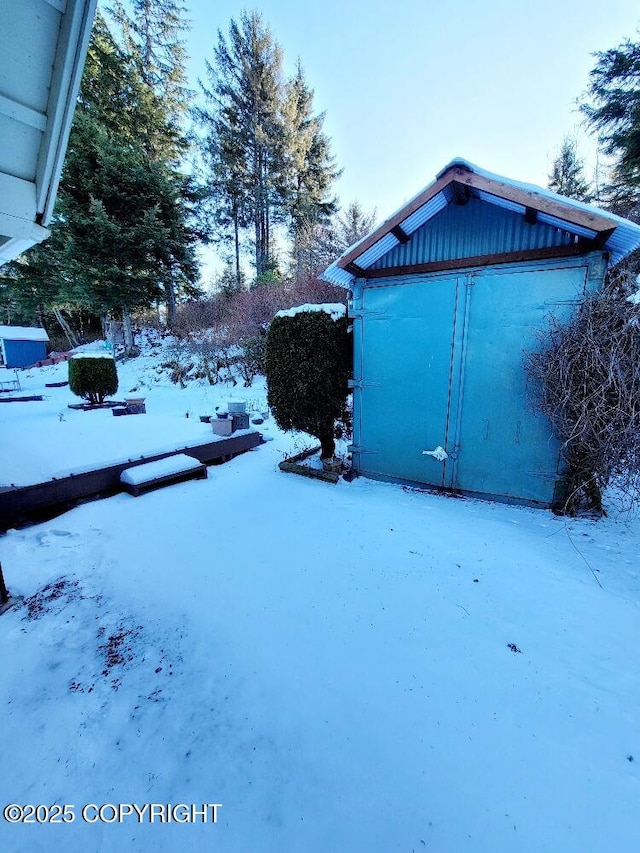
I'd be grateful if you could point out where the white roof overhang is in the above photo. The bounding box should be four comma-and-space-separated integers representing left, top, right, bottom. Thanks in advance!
0, 0, 97, 265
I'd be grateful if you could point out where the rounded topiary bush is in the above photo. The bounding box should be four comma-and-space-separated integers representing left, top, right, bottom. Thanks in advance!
264, 305, 351, 459
69, 355, 118, 404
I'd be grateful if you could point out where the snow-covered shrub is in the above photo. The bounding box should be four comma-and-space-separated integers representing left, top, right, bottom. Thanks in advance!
69, 354, 118, 404
264, 305, 351, 459
524, 277, 640, 515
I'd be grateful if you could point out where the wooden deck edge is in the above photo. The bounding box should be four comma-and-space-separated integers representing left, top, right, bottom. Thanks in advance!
0, 431, 262, 529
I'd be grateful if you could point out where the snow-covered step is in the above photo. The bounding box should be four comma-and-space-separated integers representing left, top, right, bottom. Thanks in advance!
120, 454, 207, 497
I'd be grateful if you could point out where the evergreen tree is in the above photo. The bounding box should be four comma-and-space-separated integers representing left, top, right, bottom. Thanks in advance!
548, 136, 592, 201
201, 12, 286, 281
200, 13, 340, 284
110, 0, 191, 162
581, 32, 640, 210
292, 200, 376, 278
109, 0, 198, 326
8, 12, 200, 348
335, 201, 377, 251
284, 62, 340, 279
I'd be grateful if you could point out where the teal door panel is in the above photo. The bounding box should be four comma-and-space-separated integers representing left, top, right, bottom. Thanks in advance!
451, 265, 588, 503
355, 260, 590, 505
358, 276, 460, 486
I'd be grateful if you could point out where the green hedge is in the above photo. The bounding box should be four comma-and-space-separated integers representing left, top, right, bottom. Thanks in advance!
69, 356, 118, 404
265, 309, 351, 459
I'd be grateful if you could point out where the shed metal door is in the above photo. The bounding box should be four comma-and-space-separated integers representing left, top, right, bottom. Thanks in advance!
356, 274, 463, 489
355, 263, 588, 503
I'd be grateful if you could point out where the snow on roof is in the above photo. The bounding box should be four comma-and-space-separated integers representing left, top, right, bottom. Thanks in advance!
275, 303, 347, 321
71, 352, 115, 360
322, 157, 640, 287
0, 325, 49, 342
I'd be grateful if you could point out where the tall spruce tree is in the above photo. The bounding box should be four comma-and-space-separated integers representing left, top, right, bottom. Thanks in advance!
109, 0, 197, 326
284, 62, 340, 279
200, 13, 340, 284
201, 12, 286, 281
110, 0, 191, 162
581, 32, 640, 212
548, 136, 592, 201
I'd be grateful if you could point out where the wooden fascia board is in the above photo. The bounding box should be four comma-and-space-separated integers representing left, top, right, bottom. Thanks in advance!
363, 243, 594, 280
337, 166, 466, 270
459, 171, 615, 235
337, 163, 618, 276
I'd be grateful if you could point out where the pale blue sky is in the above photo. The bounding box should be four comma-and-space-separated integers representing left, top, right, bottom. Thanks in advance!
180, 0, 638, 221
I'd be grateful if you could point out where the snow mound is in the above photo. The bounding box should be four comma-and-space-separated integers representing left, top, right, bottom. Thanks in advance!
275, 303, 346, 321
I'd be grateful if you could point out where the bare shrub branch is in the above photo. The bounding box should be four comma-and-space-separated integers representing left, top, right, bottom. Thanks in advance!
525, 269, 640, 515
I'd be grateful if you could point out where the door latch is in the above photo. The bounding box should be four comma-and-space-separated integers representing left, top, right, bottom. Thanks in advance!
422, 446, 448, 462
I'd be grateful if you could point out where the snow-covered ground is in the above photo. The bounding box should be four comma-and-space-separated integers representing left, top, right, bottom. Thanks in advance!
0, 336, 273, 486
1, 335, 640, 852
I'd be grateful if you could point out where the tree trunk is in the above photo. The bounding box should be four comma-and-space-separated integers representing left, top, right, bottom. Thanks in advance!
265, 201, 270, 270
234, 208, 241, 289
165, 276, 177, 329
319, 426, 335, 461
53, 307, 80, 350
122, 306, 136, 356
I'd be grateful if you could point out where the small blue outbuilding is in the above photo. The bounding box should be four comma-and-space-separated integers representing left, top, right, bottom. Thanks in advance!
322, 158, 640, 508
0, 325, 49, 368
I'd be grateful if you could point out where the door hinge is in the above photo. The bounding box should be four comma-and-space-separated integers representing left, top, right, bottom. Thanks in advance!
348, 309, 388, 319
349, 445, 379, 455
348, 379, 382, 389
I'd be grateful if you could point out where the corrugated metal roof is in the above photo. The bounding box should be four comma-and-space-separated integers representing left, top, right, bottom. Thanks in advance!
355, 233, 399, 268
536, 212, 596, 239
476, 189, 526, 216
370, 198, 574, 270
400, 191, 447, 233
321, 157, 640, 287
322, 262, 354, 287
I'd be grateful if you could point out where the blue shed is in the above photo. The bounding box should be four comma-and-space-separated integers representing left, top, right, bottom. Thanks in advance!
322, 159, 640, 508
0, 325, 49, 368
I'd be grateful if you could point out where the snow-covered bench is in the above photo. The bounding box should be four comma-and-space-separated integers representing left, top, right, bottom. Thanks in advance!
120, 454, 207, 496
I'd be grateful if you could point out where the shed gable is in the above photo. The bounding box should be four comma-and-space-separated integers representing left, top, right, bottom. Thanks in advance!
322, 159, 640, 287
369, 198, 577, 271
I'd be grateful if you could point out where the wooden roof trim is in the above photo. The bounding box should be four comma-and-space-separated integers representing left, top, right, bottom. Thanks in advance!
337, 166, 468, 269
364, 243, 595, 280
337, 163, 619, 274
460, 171, 615, 234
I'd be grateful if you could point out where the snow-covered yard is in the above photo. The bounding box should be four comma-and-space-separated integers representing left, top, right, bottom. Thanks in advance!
1, 340, 640, 852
